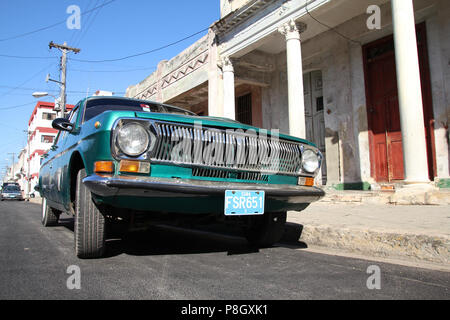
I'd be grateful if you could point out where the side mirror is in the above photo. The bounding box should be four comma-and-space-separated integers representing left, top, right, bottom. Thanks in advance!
52, 118, 73, 132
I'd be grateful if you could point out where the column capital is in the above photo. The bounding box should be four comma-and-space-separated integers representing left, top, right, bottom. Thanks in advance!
278, 20, 307, 41
219, 56, 234, 73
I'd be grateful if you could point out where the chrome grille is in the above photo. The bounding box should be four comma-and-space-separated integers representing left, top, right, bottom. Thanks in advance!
192, 168, 269, 182
151, 122, 304, 176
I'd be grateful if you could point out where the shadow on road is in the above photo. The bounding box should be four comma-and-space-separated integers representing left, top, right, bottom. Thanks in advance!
57, 217, 308, 259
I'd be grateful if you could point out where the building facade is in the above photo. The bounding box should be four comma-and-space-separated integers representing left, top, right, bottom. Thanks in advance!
126, 0, 450, 190
19, 101, 74, 196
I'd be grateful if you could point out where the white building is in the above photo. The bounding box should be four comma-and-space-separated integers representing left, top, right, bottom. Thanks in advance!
22, 101, 74, 196
127, 0, 450, 191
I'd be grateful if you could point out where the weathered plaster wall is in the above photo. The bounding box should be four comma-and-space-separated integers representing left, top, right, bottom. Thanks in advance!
261, 27, 368, 185
427, 0, 450, 179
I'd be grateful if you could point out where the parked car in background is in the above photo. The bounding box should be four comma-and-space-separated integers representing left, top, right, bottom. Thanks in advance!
2, 182, 20, 190
1, 185, 24, 201
38, 96, 324, 258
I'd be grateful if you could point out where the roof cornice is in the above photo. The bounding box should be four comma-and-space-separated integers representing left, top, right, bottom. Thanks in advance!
212, 0, 274, 36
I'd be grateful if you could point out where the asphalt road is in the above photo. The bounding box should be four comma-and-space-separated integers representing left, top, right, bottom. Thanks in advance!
0, 200, 449, 300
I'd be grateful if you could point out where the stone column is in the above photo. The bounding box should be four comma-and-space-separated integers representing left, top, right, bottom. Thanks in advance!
222, 57, 236, 120
278, 20, 307, 138
391, 0, 429, 184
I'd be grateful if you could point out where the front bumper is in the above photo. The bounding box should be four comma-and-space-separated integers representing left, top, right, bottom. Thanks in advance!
85, 174, 323, 198
1, 194, 23, 200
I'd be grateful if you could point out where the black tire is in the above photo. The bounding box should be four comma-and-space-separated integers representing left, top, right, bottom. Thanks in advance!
244, 212, 287, 247
75, 169, 106, 259
41, 197, 60, 226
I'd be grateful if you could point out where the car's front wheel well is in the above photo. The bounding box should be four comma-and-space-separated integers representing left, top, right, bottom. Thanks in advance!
69, 152, 85, 214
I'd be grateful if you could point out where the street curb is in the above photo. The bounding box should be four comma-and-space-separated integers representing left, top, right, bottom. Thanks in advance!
318, 189, 450, 205
285, 223, 450, 266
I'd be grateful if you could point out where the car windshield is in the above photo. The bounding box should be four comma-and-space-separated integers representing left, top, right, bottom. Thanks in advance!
4, 186, 20, 192
84, 98, 196, 122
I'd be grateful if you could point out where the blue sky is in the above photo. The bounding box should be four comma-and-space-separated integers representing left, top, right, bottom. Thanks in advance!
0, 0, 219, 177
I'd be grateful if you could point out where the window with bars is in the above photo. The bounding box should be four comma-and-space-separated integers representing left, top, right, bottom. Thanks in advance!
42, 112, 56, 120
41, 135, 54, 144
236, 93, 252, 125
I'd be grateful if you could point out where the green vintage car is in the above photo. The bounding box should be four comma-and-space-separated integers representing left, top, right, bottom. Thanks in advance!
39, 96, 324, 258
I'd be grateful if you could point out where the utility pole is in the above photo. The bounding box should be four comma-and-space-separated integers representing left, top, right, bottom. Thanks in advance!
23, 130, 31, 196
48, 41, 80, 118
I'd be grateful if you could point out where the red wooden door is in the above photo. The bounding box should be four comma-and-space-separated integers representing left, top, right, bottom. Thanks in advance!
365, 42, 404, 182
363, 23, 436, 182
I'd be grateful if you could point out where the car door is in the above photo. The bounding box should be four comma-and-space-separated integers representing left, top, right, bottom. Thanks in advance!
40, 127, 67, 209
55, 103, 82, 209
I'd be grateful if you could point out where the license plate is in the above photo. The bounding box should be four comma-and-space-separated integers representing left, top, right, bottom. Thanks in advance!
224, 190, 265, 216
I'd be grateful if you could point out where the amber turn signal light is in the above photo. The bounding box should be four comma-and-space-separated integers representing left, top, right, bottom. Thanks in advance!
298, 177, 315, 187
119, 160, 150, 174
94, 161, 114, 173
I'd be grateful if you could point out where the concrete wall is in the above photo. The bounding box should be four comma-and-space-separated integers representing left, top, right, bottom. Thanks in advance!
426, 0, 450, 179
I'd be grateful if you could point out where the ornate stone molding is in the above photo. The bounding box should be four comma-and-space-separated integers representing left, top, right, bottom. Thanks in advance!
161, 51, 209, 89
212, 0, 273, 36
278, 19, 307, 41
220, 56, 234, 73
136, 82, 158, 100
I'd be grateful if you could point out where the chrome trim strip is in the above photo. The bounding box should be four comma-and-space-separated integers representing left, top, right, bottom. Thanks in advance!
83, 174, 325, 200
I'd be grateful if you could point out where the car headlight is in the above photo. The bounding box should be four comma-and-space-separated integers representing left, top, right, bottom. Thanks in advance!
302, 149, 320, 173
116, 122, 150, 157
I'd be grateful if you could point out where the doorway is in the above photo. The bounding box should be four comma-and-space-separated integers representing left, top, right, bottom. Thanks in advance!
304, 70, 327, 185
363, 22, 436, 183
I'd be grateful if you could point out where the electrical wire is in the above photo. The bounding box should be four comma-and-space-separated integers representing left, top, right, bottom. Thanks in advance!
304, 0, 361, 45
68, 66, 156, 73
0, 54, 58, 60
0, 85, 124, 95
73, 0, 103, 47
69, 27, 210, 63
68, 0, 99, 46
0, 63, 54, 98
0, 101, 37, 111
0, 0, 117, 42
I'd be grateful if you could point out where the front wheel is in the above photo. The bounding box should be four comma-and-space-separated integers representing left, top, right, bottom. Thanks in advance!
74, 169, 106, 259
244, 212, 287, 247
42, 197, 60, 226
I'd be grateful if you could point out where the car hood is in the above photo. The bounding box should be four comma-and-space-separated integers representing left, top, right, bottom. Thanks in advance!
134, 112, 315, 146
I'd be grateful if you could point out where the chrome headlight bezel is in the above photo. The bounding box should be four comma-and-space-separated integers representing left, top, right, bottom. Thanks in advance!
301, 148, 321, 174
115, 121, 150, 158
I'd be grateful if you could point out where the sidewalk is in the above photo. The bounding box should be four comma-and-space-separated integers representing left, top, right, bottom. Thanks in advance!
287, 202, 450, 270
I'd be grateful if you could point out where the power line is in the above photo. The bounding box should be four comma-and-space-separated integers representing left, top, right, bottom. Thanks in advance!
0, 85, 125, 95
73, 0, 103, 47
1, 25, 208, 64
0, 0, 117, 42
69, 27, 210, 63
304, 0, 361, 45
69, 0, 99, 46
68, 66, 156, 73
0, 101, 36, 111
0, 54, 58, 60
0, 63, 54, 98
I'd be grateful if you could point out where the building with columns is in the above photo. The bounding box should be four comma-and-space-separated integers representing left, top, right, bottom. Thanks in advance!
126, 0, 450, 191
